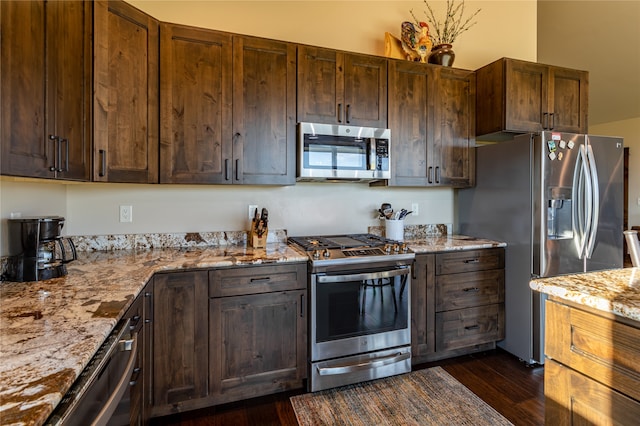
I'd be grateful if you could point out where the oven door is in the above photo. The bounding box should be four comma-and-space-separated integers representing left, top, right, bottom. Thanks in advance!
310, 265, 411, 362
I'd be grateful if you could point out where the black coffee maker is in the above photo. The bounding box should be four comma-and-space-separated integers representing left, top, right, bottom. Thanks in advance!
7, 216, 77, 281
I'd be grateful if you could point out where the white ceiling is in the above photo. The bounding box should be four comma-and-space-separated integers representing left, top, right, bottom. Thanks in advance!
537, 1, 640, 126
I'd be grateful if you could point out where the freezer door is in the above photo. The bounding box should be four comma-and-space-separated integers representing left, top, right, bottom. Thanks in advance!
535, 132, 586, 277
584, 135, 624, 271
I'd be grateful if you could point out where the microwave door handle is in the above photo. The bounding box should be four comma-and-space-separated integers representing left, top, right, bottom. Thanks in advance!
368, 139, 376, 170
316, 267, 410, 283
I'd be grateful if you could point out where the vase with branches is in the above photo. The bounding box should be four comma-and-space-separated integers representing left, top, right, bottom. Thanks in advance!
410, 0, 481, 46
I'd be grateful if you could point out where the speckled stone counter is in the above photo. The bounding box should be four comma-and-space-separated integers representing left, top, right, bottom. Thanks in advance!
406, 235, 506, 253
0, 243, 307, 426
530, 268, 640, 322
0, 232, 504, 426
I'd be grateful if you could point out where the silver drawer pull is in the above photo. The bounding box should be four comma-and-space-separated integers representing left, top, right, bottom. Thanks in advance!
463, 287, 480, 292
463, 258, 480, 264
316, 352, 410, 376
465, 325, 480, 331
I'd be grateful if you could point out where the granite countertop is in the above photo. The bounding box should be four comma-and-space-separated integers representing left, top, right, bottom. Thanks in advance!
406, 235, 506, 253
0, 234, 504, 425
530, 268, 640, 323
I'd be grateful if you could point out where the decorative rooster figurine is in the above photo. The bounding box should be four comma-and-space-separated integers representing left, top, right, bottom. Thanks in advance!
401, 21, 432, 63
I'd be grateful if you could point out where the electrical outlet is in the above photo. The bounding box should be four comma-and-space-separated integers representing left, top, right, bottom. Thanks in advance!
411, 203, 419, 216
119, 205, 133, 223
248, 205, 258, 221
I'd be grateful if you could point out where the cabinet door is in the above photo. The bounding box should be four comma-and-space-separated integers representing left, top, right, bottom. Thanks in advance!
297, 46, 341, 124
545, 359, 640, 425
504, 59, 548, 133
94, 0, 159, 183
233, 36, 296, 185
297, 47, 387, 127
388, 60, 434, 186
1, 1, 91, 180
343, 53, 388, 128
549, 66, 588, 133
411, 254, 436, 362
159, 24, 232, 184
210, 290, 307, 404
432, 67, 475, 187
152, 271, 208, 411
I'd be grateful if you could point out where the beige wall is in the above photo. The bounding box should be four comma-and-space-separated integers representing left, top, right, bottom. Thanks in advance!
590, 117, 640, 228
0, 1, 537, 255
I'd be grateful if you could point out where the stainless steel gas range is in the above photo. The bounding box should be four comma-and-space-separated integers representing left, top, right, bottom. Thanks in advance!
288, 234, 415, 392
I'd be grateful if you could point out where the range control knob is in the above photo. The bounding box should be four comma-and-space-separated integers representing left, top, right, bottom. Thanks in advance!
323, 248, 331, 258
400, 243, 408, 253
313, 250, 321, 260
384, 244, 392, 254
393, 244, 400, 253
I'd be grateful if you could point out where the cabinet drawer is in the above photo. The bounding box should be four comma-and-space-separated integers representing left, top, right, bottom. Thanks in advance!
435, 248, 504, 275
545, 299, 640, 401
545, 359, 640, 424
209, 263, 307, 297
436, 269, 504, 312
436, 304, 504, 352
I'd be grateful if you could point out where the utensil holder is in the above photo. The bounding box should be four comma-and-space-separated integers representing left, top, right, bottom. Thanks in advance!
385, 219, 404, 241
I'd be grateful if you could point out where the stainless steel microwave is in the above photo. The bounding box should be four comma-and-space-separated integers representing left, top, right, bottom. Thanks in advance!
297, 122, 391, 182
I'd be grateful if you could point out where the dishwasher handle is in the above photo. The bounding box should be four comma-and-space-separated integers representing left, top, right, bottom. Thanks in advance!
92, 334, 138, 426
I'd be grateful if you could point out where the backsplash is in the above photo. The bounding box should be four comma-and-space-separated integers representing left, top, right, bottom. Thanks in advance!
0, 224, 450, 279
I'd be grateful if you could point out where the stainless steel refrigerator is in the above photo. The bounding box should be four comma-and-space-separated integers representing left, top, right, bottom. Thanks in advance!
458, 132, 624, 364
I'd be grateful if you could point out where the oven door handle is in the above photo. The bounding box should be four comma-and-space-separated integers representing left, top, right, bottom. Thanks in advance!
316, 351, 410, 376
316, 266, 409, 283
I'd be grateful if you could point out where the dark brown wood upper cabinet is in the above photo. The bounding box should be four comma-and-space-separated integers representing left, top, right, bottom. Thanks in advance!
160, 26, 296, 185
476, 58, 588, 139
388, 60, 475, 187
93, 0, 159, 183
159, 24, 233, 184
297, 46, 388, 128
1, 0, 92, 181
232, 36, 297, 185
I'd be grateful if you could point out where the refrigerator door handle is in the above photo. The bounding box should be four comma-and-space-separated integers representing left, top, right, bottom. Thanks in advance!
585, 144, 600, 259
572, 145, 590, 259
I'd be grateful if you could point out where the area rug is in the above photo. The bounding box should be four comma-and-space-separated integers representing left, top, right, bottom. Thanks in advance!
290, 367, 513, 425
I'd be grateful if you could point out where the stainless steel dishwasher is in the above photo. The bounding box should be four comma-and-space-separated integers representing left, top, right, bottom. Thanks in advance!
45, 299, 143, 426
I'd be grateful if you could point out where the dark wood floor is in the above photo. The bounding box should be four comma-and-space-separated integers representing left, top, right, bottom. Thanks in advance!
150, 348, 544, 426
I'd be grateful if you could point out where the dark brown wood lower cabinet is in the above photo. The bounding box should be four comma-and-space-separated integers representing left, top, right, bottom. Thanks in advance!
209, 289, 307, 404
151, 271, 209, 416
412, 248, 505, 364
149, 264, 307, 418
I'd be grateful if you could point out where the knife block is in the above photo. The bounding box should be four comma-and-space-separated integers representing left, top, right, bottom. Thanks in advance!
249, 218, 268, 249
